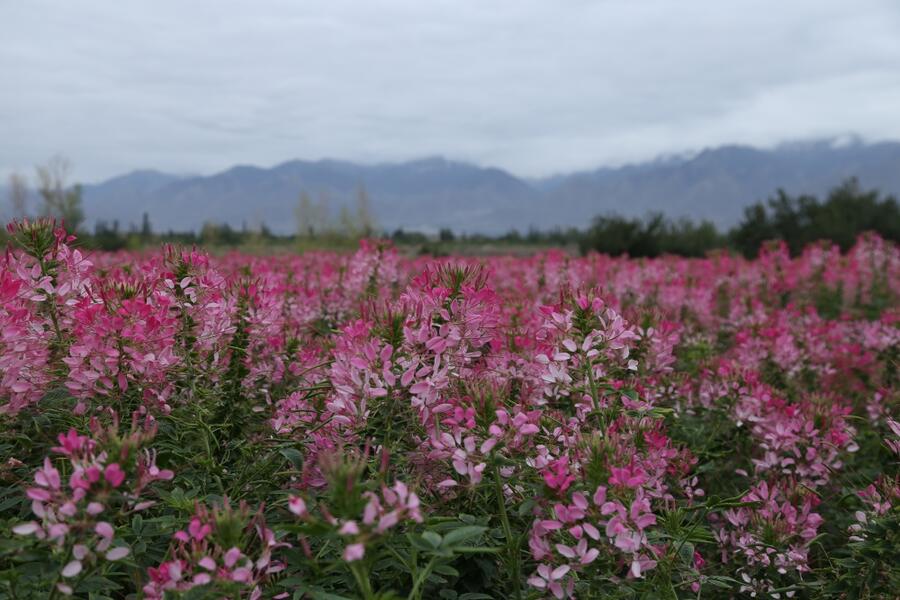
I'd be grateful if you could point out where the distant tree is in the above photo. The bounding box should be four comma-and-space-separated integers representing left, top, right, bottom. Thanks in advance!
140, 212, 153, 240
296, 191, 315, 237
666, 219, 723, 256
218, 223, 239, 246
35, 156, 84, 231
503, 229, 524, 243
314, 194, 333, 235
730, 203, 775, 258
808, 178, 900, 250
730, 178, 900, 256
338, 204, 356, 237
579, 215, 642, 256
295, 191, 334, 238
200, 222, 220, 245
355, 184, 376, 237
391, 228, 428, 244
7, 172, 29, 219
93, 220, 127, 251
580, 212, 726, 257
439, 228, 456, 242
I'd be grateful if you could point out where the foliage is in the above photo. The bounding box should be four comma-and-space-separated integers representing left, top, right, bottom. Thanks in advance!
578, 212, 725, 257
731, 178, 900, 257
35, 156, 85, 233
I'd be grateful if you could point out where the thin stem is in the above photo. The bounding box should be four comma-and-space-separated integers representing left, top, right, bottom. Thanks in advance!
407, 556, 436, 600
349, 561, 375, 600
493, 467, 522, 600
37, 255, 65, 361
583, 350, 600, 414
46, 546, 72, 600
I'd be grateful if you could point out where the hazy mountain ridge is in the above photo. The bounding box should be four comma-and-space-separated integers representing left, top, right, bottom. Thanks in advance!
71, 140, 900, 234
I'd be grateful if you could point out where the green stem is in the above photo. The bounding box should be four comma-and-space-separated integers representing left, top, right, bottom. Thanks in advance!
407, 556, 436, 600
6, 580, 20, 600
583, 350, 600, 413
349, 561, 375, 600
46, 547, 72, 600
493, 468, 522, 600
37, 256, 65, 360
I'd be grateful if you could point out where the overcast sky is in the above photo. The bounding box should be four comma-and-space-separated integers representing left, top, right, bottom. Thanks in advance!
2, 0, 900, 182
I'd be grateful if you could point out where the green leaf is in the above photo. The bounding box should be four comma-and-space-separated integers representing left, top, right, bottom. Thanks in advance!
704, 576, 742, 589
279, 447, 305, 471
76, 576, 121, 593
516, 497, 536, 517
676, 541, 694, 565
433, 564, 459, 577
441, 525, 487, 547
422, 531, 442, 548
131, 513, 144, 534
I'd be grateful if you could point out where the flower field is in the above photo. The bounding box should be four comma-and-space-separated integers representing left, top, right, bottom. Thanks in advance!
0, 219, 898, 599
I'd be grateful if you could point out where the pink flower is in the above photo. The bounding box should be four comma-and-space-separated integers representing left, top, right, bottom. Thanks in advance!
543, 456, 576, 493
527, 564, 572, 599
106, 546, 130, 561
188, 517, 212, 541
223, 547, 243, 568
12, 522, 41, 536
34, 458, 61, 490
343, 542, 365, 562
95, 521, 114, 539
52, 429, 91, 456
104, 463, 126, 488
339, 520, 360, 535
630, 555, 657, 578
288, 496, 308, 517
555, 537, 600, 565
608, 464, 647, 489
61, 560, 82, 578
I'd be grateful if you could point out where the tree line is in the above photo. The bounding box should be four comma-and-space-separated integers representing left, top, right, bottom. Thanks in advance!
387, 178, 900, 258
575, 178, 900, 257
5, 158, 898, 257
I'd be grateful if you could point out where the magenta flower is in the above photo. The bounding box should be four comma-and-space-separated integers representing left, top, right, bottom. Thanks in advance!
104, 463, 126, 488
188, 517, 212, 541
543, 456, 576, 493
608, 464, 648, 489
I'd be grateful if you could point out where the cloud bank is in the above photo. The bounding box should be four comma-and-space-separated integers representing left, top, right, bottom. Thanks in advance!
1, 0, 899, 181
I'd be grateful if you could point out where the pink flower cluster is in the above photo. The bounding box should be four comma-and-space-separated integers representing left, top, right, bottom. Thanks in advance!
144, 502, 286, 599
13, 412, 173, 595
290, 478, 423, 563
1, 221, 407, 416
715, 482, 822, 581
2, 220, 899, 597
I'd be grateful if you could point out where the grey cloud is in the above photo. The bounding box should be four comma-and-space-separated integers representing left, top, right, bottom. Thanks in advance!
1, 0, 899, 181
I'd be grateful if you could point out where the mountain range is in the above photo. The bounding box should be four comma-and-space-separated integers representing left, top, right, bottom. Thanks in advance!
43, 139, 900, 234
